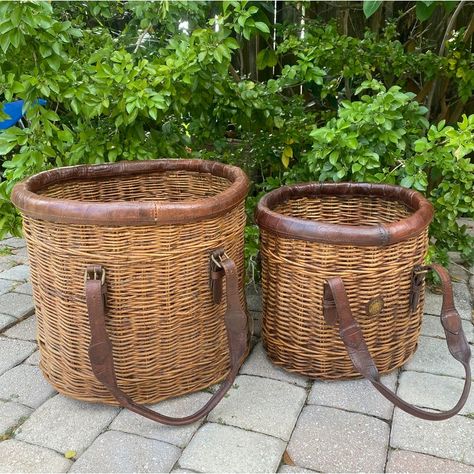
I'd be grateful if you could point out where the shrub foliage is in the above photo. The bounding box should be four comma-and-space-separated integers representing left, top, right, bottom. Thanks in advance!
0, 1, 472, 271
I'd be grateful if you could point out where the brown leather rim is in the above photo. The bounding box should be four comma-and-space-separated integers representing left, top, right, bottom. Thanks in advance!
11, 159, 249, 226
255, 182, 434, 246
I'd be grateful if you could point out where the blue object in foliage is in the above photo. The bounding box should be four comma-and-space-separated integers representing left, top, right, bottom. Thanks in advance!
0, 99, 47, 130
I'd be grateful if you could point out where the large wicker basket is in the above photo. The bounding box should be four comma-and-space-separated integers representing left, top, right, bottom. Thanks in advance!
256, 183, 471, 420
12, 159, 249, 425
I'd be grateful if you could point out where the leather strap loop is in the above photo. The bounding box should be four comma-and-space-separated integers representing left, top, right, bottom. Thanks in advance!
326, 264, 471, 421
85, 254, 248, 426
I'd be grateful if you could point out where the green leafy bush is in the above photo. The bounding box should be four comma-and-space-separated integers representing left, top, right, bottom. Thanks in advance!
0, 1, 472, 279
291, 82, 474, 264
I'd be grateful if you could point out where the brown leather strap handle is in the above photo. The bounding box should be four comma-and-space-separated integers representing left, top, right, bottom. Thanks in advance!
84, 252, 248, 426
325, 263, 471, 421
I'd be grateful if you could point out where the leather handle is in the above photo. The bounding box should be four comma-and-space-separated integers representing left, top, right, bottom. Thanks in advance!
84, 254, 248, 426
325, 263, 471, 421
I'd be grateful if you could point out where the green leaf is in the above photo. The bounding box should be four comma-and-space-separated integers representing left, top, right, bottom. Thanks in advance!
64, 450, 76, 460
400, 176, 414, 188
0, 33, 10, 53
214, 47, 223, 63
274, 116, 284, 128
416, 1, 437, 21
281, 146, 293, 168
346, 138, 358, 150
0, 141, 17, 155
329, 150, 339, 166
224, 37, 240, 50
414, 140, 428, 152
48, 54, 60, 71
363, 1, 382, 18
414, 155, 426, 166
0, 20, 14, 35
442, 1, 457, 13
237, 15, 247, 28
39, 44, 52, 58
256, 48, 277, 70
10, 7, 21, 27
254, 22, 270, 34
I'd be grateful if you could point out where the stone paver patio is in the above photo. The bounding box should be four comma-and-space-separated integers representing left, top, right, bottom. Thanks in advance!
0, 235, 473, 473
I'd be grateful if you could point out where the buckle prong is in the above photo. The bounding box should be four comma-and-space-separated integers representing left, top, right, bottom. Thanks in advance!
84, 267, 106, 285
210, 252, 230, 269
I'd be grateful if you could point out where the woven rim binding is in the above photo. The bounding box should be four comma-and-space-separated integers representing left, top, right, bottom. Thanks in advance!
255, 182, 434, 246
11, 159, 249, 226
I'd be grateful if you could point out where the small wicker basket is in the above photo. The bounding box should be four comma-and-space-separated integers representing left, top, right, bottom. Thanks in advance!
256, 182, 471, 420
12, 159, 249, 425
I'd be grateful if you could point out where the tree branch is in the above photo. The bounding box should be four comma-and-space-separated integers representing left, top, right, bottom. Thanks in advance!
229, 64, 241, 82
133, 25, 152, 54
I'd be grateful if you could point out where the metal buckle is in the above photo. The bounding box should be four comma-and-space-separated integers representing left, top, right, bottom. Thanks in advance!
410, 265, 428, 312
84, 267, 106, 285
210, 251, 230, 269
413, 265, 429, 276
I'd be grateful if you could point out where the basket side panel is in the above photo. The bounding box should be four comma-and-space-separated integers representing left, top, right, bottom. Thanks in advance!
23, 202, 246, 404
260, 229, 429, 379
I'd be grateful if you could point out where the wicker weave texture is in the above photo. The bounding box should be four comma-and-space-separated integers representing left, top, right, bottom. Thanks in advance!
23, 169, 246, 404
260, 195, 429, 379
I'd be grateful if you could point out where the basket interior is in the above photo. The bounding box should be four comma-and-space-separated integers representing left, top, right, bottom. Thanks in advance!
37, 171, 231, 202
273, 195, 412, 226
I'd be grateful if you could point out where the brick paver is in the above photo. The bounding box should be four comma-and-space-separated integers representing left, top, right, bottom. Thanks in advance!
23, 350, 40, 366
397, 371, 474, 415
11, 282, 33, 296
4, 315, 36, 341
287, 405, 390, 473
0, 365, 56, 408
0, 401, 32, 436
421, 313, 473, 343
0, 235, 472, 473
424, 285, 472, 320
70, 431, 181, 473
0, 440, 72, 473
404, 335, 473, 378
386, 449, 474, 473
391, 409, 474, 465
309, 371, 397, 420
208, 374, 307, 440
0, 292, 34, 319
0, 338, 36, 376
0, 264, 30, 282
110, 391, 212, 448
240, 342, 309, 387
179, 423, 286, 473
0, 314, 15, 331
16, 395, 119, 455
0, 279, 15, 296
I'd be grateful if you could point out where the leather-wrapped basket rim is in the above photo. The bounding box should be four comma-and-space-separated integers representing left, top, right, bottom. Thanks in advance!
255, 182, 434, 246
11, 159, 249, 226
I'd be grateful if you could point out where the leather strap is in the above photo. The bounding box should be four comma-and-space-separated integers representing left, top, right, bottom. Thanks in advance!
84, 253, 248, 426
325, 263, 471, 421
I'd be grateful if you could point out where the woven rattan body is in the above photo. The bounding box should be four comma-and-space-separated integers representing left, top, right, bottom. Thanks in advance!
256, 183, 432, 379
12, 160, 248, 404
